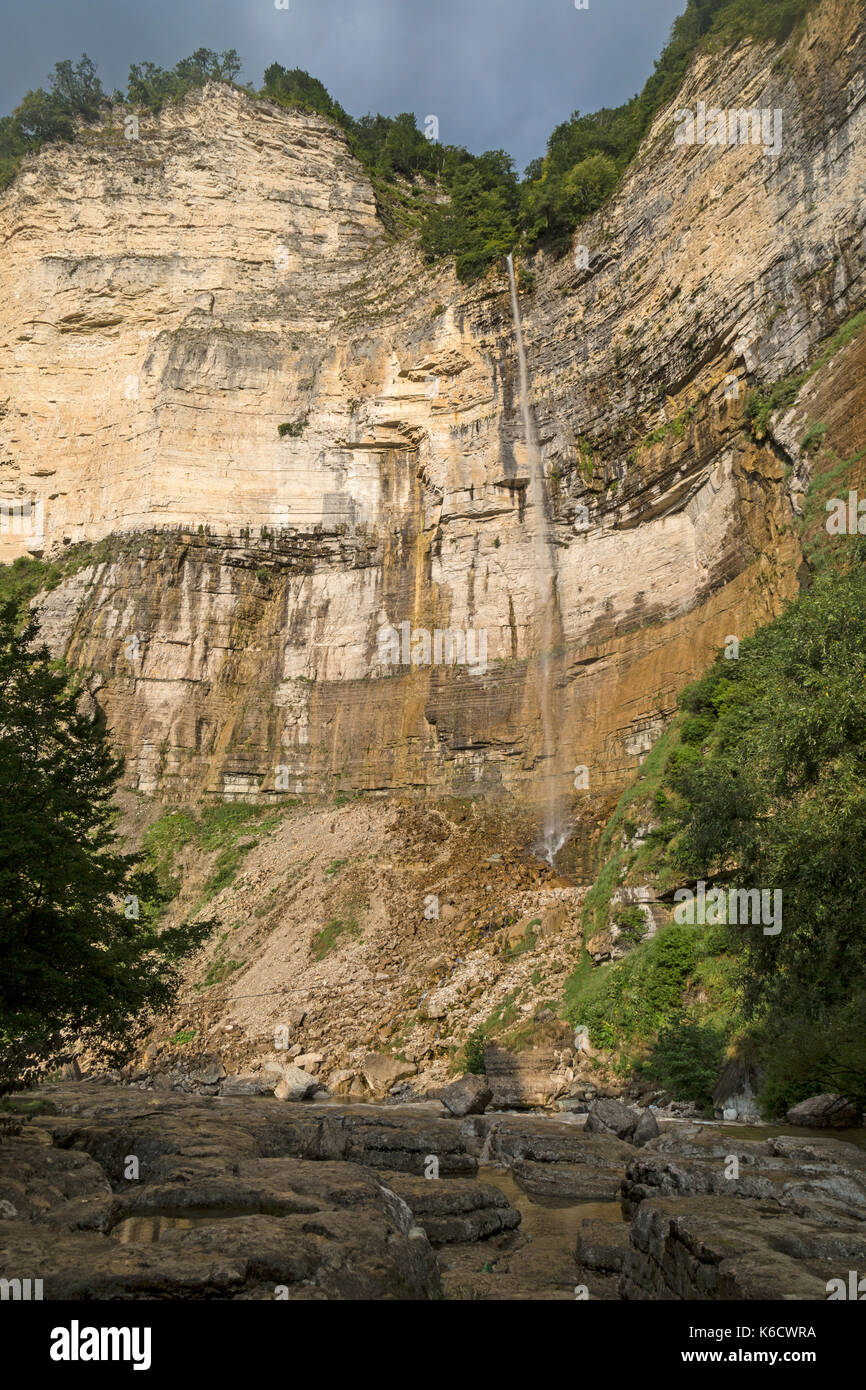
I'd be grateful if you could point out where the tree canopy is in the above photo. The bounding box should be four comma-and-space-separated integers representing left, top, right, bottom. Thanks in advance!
0, 603, 209, 1092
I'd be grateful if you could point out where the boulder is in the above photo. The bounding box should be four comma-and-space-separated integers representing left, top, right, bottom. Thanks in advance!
585, 930, 616, 962
585, 1097, 640, 1142
219, 1074, 274, 1097
786, 1094, 859, 1130
440, 1074, 492, 1118
361, 1053, 417, 1099
632, 1110, 660, 1147
421, 993, 448, 1020
274, 1067, 320, 1102
295, 1053, 324, 1074
189, 1056, 226, 1087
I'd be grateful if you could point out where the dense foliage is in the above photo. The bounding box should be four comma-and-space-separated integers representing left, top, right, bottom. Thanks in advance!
0, 603, 208, 1093
667, 543, 866, 1112
640, 1017, 727, 1112
0, 54, 105, 188
125, 48, 242, 111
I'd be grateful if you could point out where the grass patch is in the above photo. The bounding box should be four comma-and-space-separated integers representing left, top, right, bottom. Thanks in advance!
142, 803, 288, 912
202, 957, 244, 988
563, 922, 707, 1054
0, 1095, 52, 1116
311, 916, 361, 960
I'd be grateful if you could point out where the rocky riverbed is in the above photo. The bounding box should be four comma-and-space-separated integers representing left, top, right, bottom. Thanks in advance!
2, 1080, 866, 1300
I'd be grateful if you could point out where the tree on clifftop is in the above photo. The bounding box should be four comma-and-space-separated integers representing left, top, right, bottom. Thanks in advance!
0, 602, 208, 1093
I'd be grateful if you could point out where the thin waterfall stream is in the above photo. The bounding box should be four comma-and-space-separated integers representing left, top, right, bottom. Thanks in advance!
505, 253, 567, 864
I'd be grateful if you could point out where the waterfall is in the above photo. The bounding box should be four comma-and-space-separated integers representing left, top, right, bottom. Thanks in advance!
505, 254, 566, 865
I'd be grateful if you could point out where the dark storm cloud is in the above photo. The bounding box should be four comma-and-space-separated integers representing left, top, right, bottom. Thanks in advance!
1, 0, 685, 172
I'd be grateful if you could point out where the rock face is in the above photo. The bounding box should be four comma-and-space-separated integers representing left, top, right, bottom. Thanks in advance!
462, 1112, 634, 1200
484, 1040, 574, 1108
383, 1175, 520, 1244
1, 2, 863, 807
621, 1195, 866, 1300
621, 1125, 866, 1223
571, 1125, 866, 1301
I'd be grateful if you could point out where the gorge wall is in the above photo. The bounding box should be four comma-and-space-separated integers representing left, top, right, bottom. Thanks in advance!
2, 0, 865, 815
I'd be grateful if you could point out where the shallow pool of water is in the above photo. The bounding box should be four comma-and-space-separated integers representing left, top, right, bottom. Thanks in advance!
478, 1165, 623, 1244
696, 1122, 866, 1149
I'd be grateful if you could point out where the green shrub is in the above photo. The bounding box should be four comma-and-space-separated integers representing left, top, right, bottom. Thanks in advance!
641, 1017, 727, 1112
463, 1028, 487, 1075
564, 923, 698, 1052
614, 904, 647, 946
278, 419, 308, 439
311, 917, 360, 960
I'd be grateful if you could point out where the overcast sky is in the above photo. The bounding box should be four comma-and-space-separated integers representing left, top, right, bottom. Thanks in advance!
1, 0, 685, 174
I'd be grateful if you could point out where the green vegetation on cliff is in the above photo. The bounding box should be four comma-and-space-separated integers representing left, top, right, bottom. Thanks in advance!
564, 538, 866, 1117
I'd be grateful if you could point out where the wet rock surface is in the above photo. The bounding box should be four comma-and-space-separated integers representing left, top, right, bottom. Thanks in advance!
620, 1196, 866, 1301
3, 1082, 866, 1300
383, 1175, 521, 1244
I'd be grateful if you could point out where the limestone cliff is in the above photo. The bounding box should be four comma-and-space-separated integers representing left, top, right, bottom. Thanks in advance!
2, 0, 865, 817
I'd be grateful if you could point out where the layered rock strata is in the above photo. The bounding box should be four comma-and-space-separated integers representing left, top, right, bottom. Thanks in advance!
2, 0, 863, 804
